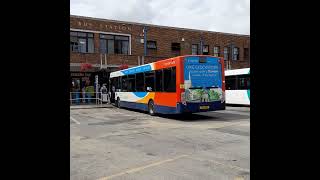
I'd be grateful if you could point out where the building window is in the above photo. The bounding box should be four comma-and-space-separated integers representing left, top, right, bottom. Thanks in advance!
233, 47, 239, 60
100, 34, 129, 55
203, 45, 209, 55
70, 31, 94, 53
213, 46, 220, 57
244, 48, 249, 61
224, 47, 229, 61
191, 44, 198, 55
171, 43, 181, 55
171, 43, 181, 51
147, 41, 157, 49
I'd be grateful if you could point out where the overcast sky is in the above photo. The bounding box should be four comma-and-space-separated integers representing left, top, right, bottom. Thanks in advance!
70, 0, 250, 35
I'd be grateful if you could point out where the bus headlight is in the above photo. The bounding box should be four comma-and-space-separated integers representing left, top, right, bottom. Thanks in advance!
181, 92, 186, 105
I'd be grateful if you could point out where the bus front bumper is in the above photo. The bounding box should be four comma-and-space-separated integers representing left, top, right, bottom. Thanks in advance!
177, 101, 225, 113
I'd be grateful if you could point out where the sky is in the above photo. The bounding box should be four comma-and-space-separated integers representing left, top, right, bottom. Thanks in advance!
70, 0, 250, 35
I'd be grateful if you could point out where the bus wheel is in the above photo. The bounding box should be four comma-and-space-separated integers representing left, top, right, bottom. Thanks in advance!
148, 100, 155, 116
116, 97, 121, 108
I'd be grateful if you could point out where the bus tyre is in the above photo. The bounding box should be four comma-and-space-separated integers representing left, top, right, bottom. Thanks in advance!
116, 97, 121, 108
148, 100, 155, 116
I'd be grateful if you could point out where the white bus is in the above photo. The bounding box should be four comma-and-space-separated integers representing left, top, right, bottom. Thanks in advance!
225, 68, 250, 105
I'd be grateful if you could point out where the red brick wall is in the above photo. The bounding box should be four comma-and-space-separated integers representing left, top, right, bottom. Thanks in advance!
70, 16, 250, 69
70, 52, 100, 64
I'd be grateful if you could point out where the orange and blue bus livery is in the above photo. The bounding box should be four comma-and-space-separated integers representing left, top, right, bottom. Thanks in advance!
109, 55, 225, 115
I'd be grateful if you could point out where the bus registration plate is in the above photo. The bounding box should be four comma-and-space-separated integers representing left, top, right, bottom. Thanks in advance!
200, 106, 209, 110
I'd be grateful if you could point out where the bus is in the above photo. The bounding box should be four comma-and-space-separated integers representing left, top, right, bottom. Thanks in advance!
109, 55, 226, 115
225, 68, 250, 106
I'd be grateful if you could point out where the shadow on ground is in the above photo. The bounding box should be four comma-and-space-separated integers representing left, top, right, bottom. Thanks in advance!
119, 107, 249, 122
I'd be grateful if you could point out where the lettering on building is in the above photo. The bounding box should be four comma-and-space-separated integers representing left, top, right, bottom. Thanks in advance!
77, 20, 132, 31
77, 21, 92, 28
71, 72, 91, 77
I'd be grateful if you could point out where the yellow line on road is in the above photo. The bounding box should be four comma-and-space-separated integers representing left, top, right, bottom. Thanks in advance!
97, 154, 189, 180
187, 156, 250, 173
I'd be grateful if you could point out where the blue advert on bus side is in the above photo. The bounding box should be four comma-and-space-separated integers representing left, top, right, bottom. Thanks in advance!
184, 56, 222, 88
184, 56, 223, 102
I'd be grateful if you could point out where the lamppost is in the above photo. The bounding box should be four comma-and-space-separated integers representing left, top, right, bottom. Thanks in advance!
199, 33, 203, 55
79, 41, 86, 65
229, 41, 234, 70
143, 26, 148, 56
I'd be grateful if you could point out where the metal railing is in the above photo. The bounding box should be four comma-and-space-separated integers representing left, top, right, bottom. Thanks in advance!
70, 92, 110, 105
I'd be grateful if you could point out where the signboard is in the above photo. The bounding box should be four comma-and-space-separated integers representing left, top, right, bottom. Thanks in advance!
71, 72, 91, 77
77, 21, 132, 31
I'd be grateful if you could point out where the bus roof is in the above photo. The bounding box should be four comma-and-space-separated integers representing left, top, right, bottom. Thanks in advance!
110, 62, 155, 78
110, 55, 222, 78
225, 68, 250, 76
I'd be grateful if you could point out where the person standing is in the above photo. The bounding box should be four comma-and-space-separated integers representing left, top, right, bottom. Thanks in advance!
85, 82, 94, 103
81, 81, 86, 103
101, 84, 108, 103
74, 83, 80, 104
111, 85, 115, 103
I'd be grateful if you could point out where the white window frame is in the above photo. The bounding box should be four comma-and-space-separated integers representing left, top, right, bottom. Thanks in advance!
70, 28, 132, 55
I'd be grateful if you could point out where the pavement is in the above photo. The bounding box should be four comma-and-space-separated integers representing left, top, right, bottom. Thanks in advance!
70, 105, 250, 180
70, 104, 113, 109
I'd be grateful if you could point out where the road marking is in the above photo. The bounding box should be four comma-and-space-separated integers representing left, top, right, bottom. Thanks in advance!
188, 156, 250, 173
209, 120, 250, 129
70, 116, 80, 124
214, 110, 250, 116
97, 154, 189, 180
235, 176, 245, 180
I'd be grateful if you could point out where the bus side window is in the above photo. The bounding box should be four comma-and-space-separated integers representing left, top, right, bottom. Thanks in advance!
121, 75, 128, 92
118, 77, 122, 91
136, 73, 145, 92
226, 76, 236, 90
112, 77, 120, 91
163, 67, 176, 92
238, 74, 249, 90
110, 77, 115, 90
145, 71, 155, 92
155, 70, 163, 92
127, 75, 135, 92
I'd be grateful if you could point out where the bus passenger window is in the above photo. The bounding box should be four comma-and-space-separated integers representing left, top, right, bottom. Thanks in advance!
127, 75, 135, 92
163, 67, 176, 92
238, 75, 249, 90
113, 77, 120, 91
121, 75, 128, 92
136, 73, 144, 91
155, 70, 163, 91
226, 76, 236, 90
145, 71, 155, 92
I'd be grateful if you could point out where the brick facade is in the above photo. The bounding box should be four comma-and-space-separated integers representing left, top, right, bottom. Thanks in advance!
70, 15, 250, 70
